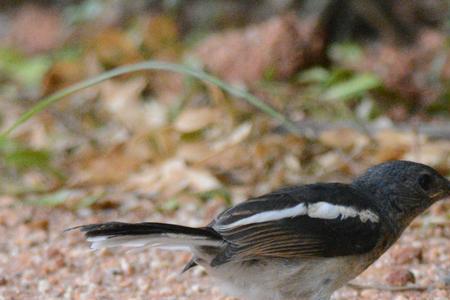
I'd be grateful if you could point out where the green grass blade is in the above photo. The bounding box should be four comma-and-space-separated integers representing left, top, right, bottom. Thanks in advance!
323, 73, 381, 101
1, 61, 301, 137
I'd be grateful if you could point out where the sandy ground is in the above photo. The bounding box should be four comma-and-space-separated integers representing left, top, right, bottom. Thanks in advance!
0, 195, 449, 300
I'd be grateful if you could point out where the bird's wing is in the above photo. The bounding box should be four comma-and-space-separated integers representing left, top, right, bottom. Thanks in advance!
210, 183, 381, 266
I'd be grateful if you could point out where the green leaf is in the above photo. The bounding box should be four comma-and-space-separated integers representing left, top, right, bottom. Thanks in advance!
197, 188, 232, 205
297, 67, 330, 84
157, 197, 180, 213
26, 190, 72, 207
4, 148, 50, 169
322, 73, 381, 102
0, 48, 51, 88
63, 0, 105, 25
0, 136, 17, 152
329, 42, 364, 64
0, 136, 61, 177
324, 69, 352, 87
14, 56, 52, 88
25, 190, 103, 208
76, 193, 103, 209
426, 92, 450, 116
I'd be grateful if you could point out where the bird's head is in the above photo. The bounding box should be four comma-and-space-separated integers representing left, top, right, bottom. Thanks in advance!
352, 160, 450, 229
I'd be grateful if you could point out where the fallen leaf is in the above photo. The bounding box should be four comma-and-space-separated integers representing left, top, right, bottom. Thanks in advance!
100, 78, 168, 132
319, 128, 369, 150
174, 107, 220, 133
374, 130, 419, 162
124, 158, 221, 197
177, 142, 215, 163
404, 140, 450, 169
92, 28, 141, 67
69, 137, 152, 186
213, 122, 252, 151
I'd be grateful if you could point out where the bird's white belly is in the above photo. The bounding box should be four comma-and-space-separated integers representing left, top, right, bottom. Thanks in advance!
203, 256, 370, 300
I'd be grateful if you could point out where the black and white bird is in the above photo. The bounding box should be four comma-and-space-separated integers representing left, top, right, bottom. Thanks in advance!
71, 160, 450, 300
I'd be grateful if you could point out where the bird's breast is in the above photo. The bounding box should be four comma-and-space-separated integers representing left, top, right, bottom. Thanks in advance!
204, 255, 374, 300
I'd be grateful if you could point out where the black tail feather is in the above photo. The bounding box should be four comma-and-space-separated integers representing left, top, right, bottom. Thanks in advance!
71, 222, 222, 240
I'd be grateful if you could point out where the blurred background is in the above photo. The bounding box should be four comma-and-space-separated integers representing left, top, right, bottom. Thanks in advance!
0, 1, 449, 299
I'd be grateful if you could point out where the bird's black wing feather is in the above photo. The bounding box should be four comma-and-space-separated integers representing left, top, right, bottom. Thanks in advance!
210, 183, 381, 266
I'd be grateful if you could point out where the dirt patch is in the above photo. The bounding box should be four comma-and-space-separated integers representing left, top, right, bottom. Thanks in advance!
1, 196, 449, 300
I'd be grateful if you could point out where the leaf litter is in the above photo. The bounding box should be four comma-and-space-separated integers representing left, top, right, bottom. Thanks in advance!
0, 5, 449, 300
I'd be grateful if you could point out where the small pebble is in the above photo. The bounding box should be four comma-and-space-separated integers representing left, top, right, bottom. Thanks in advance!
391, 246, 422, 264
0, 276, 8, 286
385, 269, 416, 286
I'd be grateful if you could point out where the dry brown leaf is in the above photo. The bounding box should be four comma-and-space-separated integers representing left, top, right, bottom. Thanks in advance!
403, 140, 450, 169
201, 145, 250, 171
141, 15, 183, 95
373, 130, 419, 162
177, 143, 215, 163
42, 60, 87, 94
212, 122, 252, 151
69, 137, 152, 186
100, 78, 146, 129
148, 127, 179, 159
317, 152, 347, 172
283, 154, 301, 174
100, 78, 168, 132
70, 150, 141, 186
187, 168, 222, 192
319, 128, 369, 150
187, 122, 252, 170
92, 28, 141, 67
174, 108, 220, 133
124, 159, 220, 197
143, 15, 179, 53
124, 160, 187, 196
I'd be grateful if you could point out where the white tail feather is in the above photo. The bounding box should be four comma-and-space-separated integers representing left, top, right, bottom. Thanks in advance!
88, 234, 223, 250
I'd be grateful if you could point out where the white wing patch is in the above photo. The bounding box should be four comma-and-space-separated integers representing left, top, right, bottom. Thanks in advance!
218, 203, 307, 230
358, 209, 380, 223
307, 202, 348, 219
217, 202, 379, 230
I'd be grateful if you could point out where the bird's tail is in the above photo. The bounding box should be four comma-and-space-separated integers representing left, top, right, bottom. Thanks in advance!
69, 222, 223, 250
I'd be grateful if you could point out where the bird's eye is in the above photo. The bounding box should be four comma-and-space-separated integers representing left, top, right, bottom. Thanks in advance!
418, 174, 433, 191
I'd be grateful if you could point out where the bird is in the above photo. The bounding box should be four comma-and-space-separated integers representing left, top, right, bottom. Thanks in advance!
70, 160, 450, 300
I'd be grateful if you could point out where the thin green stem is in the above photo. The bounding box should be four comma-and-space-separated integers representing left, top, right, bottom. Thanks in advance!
1, 61, 301, 137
